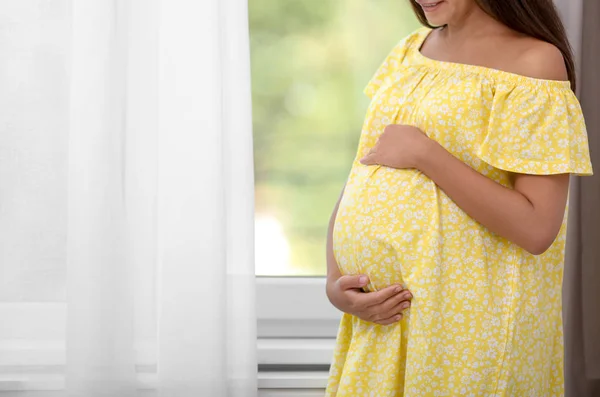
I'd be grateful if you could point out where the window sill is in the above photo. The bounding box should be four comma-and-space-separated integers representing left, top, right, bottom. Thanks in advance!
258, 370, 328, 389
258, 338, 335, 366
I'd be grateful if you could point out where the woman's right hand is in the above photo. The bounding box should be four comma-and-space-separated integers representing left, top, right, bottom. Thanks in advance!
326, 275, 413, 326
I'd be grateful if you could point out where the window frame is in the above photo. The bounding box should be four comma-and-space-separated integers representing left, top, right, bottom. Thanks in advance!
257, 276, 338, 392
257, 276, 339, 339
256, 276, 339, 367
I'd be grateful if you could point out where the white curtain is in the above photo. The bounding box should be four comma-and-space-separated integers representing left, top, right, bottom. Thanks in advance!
0, 0, 256, 396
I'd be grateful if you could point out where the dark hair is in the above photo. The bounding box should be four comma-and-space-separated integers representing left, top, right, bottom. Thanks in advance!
408, 0, 577, 91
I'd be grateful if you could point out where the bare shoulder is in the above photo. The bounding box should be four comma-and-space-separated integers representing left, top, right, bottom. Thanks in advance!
510, 38, 568, 81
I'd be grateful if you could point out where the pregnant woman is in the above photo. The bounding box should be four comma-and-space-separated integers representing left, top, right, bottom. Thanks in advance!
324, 0, 593, 396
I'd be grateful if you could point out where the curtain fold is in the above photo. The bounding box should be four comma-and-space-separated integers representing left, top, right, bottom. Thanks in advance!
66, 0, 136, 394
156, 0, 256, 394
0, 0, 256, 396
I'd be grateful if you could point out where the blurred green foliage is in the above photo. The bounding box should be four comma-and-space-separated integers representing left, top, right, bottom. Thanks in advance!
250, 1, 421, 275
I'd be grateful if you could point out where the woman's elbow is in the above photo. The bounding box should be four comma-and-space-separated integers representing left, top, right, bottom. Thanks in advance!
523, 230, 560, 256
524, 241, 551, 256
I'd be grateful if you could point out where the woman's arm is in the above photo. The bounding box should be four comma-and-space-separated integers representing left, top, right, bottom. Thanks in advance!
417, 140, 569, 255
325, 185, 413, 325
325, 186, 345, 286
360, 126, 570, 255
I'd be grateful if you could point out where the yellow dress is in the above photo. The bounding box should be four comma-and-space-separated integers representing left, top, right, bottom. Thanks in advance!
326, 27, 593, 397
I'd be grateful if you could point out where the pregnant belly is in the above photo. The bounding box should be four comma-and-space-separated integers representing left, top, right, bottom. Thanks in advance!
333, 165, 440, 291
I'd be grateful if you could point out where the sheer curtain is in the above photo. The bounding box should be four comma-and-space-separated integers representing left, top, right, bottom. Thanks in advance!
0, 0, 256, 396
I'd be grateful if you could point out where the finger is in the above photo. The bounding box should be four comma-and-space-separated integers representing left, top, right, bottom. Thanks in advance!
379, 300, 411, 320
378, 289, 413, 311
368, 298, 410, 322
375, 313, 403, 326
337, 274, 369, 291
359, 153, 378, 165
365, 284, 404, 307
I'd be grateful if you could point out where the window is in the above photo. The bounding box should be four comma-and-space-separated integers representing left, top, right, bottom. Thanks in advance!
250, 0, 421, 276
250, 1, 420, 392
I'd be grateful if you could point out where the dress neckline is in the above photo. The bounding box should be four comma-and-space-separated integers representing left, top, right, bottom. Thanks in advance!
412, 27, 572, 88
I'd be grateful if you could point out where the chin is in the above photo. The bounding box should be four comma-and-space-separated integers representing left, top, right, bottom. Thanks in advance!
419, 0, 450, 26
426, 16, 449, 27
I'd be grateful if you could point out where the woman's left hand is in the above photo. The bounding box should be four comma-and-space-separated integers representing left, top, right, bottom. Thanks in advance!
359, 124, 431, 169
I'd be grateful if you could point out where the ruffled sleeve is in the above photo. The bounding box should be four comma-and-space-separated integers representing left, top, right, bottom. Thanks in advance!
364, 28, 427, 99
477, 81, 593, 176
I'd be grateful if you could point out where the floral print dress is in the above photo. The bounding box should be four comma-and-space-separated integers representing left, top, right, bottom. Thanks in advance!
326, 27, 593, 397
